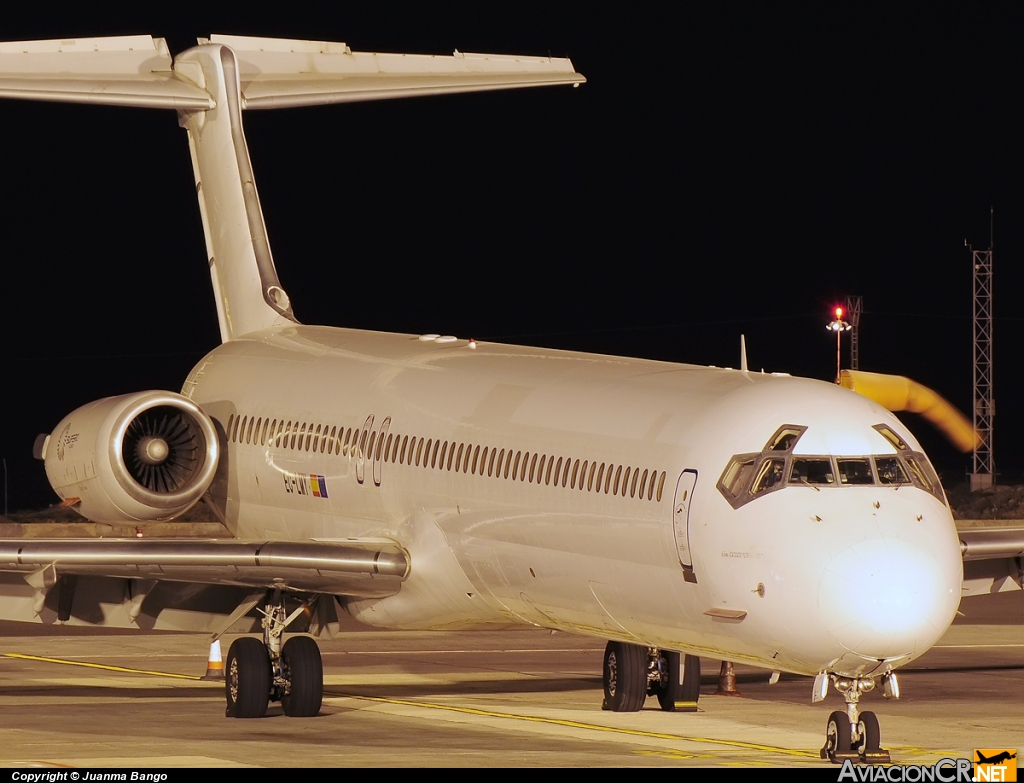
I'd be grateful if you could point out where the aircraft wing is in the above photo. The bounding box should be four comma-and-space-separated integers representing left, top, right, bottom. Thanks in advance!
0, 538, 408, 597
0, 537, 408, 635
958, 527, 1024, 596
0, 34, 584, 111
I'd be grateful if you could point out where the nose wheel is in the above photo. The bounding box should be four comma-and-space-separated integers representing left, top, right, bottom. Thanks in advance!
818, 674, 891, 763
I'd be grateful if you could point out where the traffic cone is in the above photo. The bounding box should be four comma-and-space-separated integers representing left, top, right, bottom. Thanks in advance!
201, 639, 224, 680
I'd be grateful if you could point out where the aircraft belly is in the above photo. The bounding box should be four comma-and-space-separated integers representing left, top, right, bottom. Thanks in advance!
437, 508, 708, 640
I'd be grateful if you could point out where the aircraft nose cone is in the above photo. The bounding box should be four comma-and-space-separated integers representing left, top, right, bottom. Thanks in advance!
818, 535, 959, 661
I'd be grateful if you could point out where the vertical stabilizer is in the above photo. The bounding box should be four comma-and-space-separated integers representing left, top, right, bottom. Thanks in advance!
0, 34, 583, 343
175, 44, 297, 342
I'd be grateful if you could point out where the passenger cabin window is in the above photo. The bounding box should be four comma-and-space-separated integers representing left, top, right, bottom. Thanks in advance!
240, 410, 670, 506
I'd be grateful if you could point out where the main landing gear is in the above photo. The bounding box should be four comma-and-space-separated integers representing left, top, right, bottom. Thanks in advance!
225, 593, 323, 719
819, 672, 898, 764
601, 641, 701, 713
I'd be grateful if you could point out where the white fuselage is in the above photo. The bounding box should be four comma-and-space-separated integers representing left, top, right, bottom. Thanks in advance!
186, 324, 963, 679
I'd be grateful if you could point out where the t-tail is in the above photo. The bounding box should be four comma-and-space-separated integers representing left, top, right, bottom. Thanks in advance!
0, 34, 584, 341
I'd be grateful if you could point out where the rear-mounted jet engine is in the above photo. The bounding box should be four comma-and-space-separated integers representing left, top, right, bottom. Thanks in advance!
37, 391, 220, 522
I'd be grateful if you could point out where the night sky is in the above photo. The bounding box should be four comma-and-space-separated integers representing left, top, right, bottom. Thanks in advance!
2, 5, 1023, 511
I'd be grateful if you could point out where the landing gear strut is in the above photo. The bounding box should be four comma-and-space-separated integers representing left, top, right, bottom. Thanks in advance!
224, 592, 323, 719
819, 673, 894, 763
601, 641, 700, 713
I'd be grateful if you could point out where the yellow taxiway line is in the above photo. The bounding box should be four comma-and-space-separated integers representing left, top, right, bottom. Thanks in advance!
333, 691, 820, 759
2, 651, 841, 761
2, 652, 204, 681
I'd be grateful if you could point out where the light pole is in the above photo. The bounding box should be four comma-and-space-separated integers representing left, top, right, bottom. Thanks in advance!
827, 306, 851, 384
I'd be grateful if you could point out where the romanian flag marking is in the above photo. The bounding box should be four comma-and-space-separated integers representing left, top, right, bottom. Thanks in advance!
310, 474, 328, 498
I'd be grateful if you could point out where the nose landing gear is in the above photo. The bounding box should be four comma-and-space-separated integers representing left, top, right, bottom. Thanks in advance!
818, 673, 895, 763
225, 592, 324, 719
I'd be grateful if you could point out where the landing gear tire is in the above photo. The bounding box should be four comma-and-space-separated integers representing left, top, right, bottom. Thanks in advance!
654, 651, 700, 712
281, 636, 323, 717
602, 641, 647, 712
856, 711, 889, 762
856, 711, 880, 754
225, 637, 271, 719
821, 710, 854, 762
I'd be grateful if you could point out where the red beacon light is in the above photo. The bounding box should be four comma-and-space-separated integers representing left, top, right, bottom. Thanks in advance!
826, 305, 852, 383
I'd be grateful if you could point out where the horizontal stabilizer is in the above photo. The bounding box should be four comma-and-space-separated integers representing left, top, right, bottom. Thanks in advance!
208, 34, 585, 109
0, 35, 213, 109
0, 33, 584, 111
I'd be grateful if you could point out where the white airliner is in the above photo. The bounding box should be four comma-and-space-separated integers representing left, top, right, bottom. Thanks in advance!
0, 34, 1020, 764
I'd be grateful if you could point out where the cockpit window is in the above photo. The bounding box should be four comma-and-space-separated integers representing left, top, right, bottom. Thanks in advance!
790, 458, 835, 485
717, 423, 948, 509
876, 456, 909, 485
721, 455, 758, 498
904, 455, 935, 493
767, 425, 806, 452
752, 458, 786, 494
874, 424, 909, 451
837, 458, 874, 485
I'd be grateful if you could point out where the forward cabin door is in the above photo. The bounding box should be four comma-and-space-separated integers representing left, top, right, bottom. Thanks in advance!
673, 469, 698, 583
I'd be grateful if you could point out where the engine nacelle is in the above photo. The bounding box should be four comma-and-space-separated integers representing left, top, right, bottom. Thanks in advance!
42, 391, 220, 522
